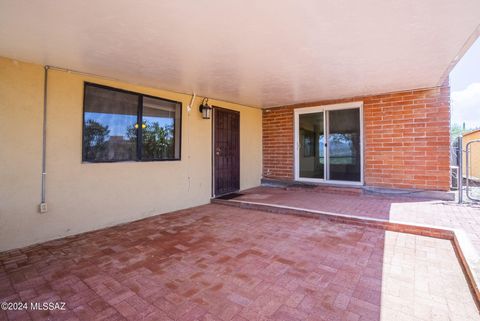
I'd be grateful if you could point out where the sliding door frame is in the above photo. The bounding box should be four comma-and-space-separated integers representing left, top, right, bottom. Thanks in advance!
294, 101, 364, 186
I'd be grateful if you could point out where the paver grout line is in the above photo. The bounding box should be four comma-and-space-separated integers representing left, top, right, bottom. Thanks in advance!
211, 198, 480, 310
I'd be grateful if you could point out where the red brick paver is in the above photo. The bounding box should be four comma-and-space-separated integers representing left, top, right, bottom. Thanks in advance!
0, 204, 478, 321
236, 186, 480, 251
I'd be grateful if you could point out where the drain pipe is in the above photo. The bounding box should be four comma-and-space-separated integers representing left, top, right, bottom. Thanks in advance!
39, 66, 49, 213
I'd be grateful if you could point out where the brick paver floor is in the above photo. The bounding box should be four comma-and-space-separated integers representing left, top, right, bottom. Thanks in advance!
0, 204, 478, 321
236, 186, 480, 253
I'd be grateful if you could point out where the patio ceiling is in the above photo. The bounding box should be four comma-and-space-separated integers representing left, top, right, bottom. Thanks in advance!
0, 0, 479, 108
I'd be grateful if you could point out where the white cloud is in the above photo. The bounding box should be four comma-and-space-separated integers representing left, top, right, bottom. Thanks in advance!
451, 83, 480, 129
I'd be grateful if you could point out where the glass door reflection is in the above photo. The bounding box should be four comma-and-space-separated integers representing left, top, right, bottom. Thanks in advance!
327, 108, 361, 182
299, 112, 325, 179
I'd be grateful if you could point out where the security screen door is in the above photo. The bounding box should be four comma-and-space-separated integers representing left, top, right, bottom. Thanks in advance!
213, 107, 240, 196
295, 103, 363, 184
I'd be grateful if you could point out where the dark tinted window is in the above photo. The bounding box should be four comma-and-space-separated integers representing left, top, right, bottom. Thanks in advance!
83, 84, 181, 162
328, 108, 361, 181
141, 96, 181, 160
83, 86, 138, 161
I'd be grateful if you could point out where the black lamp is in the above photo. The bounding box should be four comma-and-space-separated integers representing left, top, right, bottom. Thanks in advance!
199, 98, 212, 119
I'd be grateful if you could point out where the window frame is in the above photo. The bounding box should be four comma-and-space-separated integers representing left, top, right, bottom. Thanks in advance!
82, 82, 182, 163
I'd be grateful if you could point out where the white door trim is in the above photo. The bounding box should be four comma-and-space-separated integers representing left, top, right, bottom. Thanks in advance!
294, 101, 364, 186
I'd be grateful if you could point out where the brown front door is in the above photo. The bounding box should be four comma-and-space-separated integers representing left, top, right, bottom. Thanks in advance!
213, 107, 240, 196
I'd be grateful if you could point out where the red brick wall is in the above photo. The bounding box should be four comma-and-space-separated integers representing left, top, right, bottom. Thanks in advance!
263, 84, 451, 191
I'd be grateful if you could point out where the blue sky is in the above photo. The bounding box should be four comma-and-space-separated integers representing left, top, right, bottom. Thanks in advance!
450, 37, 480, 128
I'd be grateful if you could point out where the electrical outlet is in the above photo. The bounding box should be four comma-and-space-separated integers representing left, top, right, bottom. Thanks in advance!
39, 202, 48, 213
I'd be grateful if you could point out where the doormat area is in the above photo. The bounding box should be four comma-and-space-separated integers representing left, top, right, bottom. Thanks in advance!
216, 193, 244, 200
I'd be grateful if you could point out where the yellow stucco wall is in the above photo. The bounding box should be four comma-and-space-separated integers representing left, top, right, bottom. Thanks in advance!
463, 130, 480, 180
0, 57, 262, 251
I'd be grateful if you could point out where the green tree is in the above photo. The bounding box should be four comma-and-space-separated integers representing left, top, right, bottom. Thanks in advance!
142, 122, 174, 159
451, 123, 464, 139
84, 119, 110, 160
451, 122, 480, 140
126, 122, 174, 159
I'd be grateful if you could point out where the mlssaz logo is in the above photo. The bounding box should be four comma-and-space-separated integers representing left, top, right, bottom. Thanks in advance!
30, 302, 66, 311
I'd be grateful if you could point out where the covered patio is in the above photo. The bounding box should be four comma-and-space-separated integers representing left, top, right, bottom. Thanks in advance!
1, 202, 478, 321
1, 0, 480, 320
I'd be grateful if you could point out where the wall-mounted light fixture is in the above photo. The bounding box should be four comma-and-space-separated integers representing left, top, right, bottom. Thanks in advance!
199, 98, 212, 119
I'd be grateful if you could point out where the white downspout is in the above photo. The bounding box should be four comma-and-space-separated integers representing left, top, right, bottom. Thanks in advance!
39, 66, 49, 213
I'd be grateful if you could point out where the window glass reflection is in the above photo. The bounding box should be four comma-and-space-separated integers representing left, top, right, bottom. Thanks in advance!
83, 86, 137, 162
141, 97, 181, 160
328, 108, 361, 181
299, 112, 324, 179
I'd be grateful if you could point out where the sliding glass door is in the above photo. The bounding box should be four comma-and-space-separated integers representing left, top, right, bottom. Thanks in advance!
295, 103, 363, 184
298, 113, 325, 179
327, 108, 361, 182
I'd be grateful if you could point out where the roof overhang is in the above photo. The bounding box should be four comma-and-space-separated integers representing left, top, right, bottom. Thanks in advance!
0, 0, 479, 107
